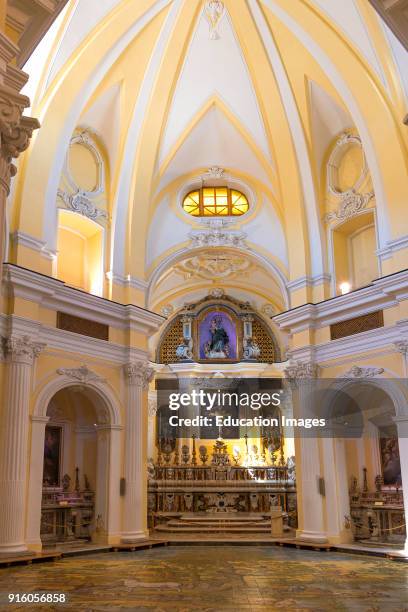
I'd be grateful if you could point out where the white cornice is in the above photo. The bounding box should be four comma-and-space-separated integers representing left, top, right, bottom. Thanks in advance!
274, 269, 408, 333
0, 314, 150, 365
287, 274, 331, 292
107, 272, 149, 291
3, 264, 164, 334
376, 235, 408, 261
287, 319, 408, 364
11, 231, 57, 261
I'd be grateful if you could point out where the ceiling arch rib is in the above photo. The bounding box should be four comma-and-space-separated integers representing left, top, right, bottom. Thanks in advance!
120, 1, 204, 279
249, 0, 325, 279
110, 0, 187, 277
156, 99, 277, 196
310, 0, 386, 87
224, 0, 312, 287
17, 0, 174, 246
45, 0, 124, 90
308, 80, 354, 187
158, 7, 273, 168
259, 0, 408, 248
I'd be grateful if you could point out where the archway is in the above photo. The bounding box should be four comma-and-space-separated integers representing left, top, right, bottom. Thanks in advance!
322, 377, 407, 546
26, 381, 122, 550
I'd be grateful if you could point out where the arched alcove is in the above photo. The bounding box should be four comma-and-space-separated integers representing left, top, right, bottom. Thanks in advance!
26, 380, 122, 550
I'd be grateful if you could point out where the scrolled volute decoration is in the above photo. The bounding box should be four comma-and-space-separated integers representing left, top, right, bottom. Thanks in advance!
57, 189, 108, 221
284, 360, 319, 388
284, 360, 319, 379
57, 364, 106, 384
189, 228, 247, 249
3, 335, 46, 364
0, 88, 40, 194
205, 166, 225, 178
325, 190, 374, 222
394, 340, 408, 356
124, 361, 155, 388
325, 131, 374, 224
340, 366, 384, 378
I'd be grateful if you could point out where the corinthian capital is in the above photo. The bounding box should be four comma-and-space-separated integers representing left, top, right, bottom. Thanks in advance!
394, 340, 408, 356
4, 335, 46, 365
284, 360, 319, 380
0, 86, 40, 194
124, 361, 154, 388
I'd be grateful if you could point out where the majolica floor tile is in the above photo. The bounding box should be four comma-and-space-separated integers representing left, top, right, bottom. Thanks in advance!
0, 546, 407, 611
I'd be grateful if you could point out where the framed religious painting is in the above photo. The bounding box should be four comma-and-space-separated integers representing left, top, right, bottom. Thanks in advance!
380, 436, 402, 487
42, 425, 63, 488
196, 306, 240, 362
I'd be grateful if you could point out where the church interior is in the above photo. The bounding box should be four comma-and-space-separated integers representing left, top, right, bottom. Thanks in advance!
1, 0, 408, 609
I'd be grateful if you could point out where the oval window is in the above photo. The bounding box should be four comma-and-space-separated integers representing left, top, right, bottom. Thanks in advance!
182, 187, 249, 217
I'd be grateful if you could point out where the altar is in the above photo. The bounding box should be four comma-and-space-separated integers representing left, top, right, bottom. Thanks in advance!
148, 439, 297, 535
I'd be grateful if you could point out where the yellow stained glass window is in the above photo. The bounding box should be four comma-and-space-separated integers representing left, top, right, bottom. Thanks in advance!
182, 187, 249, 217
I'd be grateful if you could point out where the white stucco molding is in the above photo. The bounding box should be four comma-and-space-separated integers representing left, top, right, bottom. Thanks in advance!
33, 374, 123, 426
0, 313, 151, 366
274, 268, 408, 334
3, 264, 164, 334
376, 235, 408, 262
331, 376, 408, 419
258, 0, 391, 249
11, 231, 57, 261
106, 272, 149, 292
285, 320, 408, 365
287, 274, 331, 292
146, 244, 290, 310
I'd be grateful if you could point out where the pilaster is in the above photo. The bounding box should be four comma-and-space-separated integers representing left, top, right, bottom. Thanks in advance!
0, 335, 45, 553
393, 416, 408, 552
121, 360, 154, 543
25, 415, 49, 551
284, 360, 328, 543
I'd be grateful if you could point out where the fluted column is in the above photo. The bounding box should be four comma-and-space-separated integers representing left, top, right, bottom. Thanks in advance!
147, 391, 158, 460
395, 341, 408, 378
121, 360, 154, 542
394, 416, 408, 552
285, 360, 328, 543
0, 335, 45, 553
25, 415, 49, 551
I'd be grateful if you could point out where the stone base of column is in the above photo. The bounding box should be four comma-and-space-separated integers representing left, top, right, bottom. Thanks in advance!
296, 530, 328, 544
0, 543, 29, 555
25, 538, 43, 553
327, 530, 354, 545
121, 530, 150, 543
387, 539, 408, 560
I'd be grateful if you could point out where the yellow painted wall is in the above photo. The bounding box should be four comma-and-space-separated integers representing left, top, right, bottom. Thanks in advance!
57, 226, 86, 290
68, 144, 99, 192
350, 225, 378, 287
57, 210, 104, 295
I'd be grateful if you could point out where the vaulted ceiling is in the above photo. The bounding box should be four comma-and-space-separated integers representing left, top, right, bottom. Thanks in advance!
12, 0, 408, 311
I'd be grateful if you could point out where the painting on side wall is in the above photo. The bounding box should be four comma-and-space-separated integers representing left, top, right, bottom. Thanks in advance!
380, 437, 401, 487
43, 426, 62, 487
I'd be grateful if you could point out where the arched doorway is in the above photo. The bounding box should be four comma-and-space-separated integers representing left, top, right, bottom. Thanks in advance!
323, 378, 407, 546
26, 381, 122, 551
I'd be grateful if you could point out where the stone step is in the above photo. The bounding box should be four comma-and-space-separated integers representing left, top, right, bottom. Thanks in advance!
169, 521, 271, 528
155, 524, 273, 533
178, 515, 268, 523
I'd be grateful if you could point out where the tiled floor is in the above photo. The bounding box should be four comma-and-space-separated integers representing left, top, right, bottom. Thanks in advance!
0, 545, 408, 611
